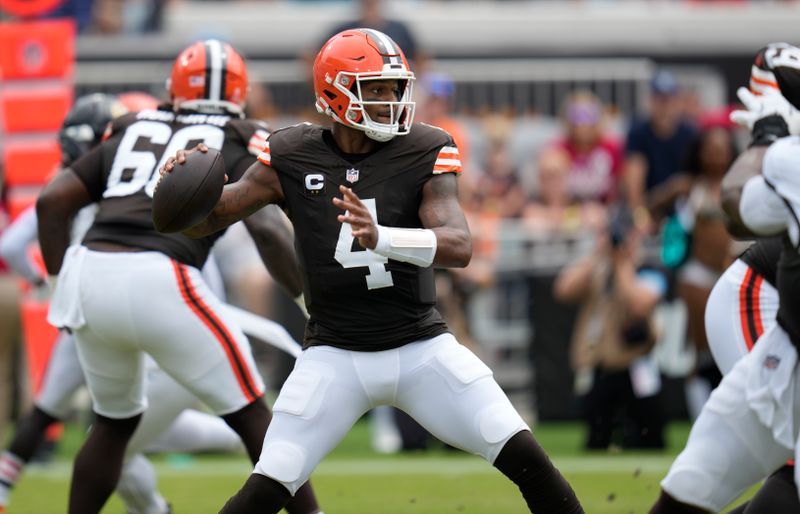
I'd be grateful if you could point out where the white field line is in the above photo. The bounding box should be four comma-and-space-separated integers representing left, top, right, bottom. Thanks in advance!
23, 455, 674, 479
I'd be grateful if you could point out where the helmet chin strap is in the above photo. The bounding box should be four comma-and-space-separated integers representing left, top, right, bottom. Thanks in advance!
364, 128, 396, 142
356, 109, 402, 142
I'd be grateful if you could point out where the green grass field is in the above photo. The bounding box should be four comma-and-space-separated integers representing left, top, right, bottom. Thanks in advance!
6, 420, 753, 513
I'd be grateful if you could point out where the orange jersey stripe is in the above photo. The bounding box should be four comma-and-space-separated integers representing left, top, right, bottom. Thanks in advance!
171, 261, 261, 403
753, 274, 764, 337
257, 141, 271, 165
739, 267, 755, 351
433, 167, 462, 175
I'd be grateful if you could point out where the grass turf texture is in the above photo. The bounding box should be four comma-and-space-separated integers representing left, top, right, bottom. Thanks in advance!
7, 420, 753, 513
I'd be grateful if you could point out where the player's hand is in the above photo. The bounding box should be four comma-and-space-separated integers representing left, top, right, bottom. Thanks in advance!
159, 143, 209, 176
155, 143, 224, 194
730, 87, 800, 135
333, 185, 379, 250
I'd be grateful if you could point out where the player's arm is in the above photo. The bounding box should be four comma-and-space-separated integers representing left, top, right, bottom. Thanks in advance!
724, 87, 797, 237
621, 153, 647, 214
36, 170, 93, 274
553, 254, 596, 304
736, 136, 798, 238
334, 172, 472, 269
416, 173, 471, 267
185, 161, 284, 238
0, 206, 47, 286
162, 145, 285, 238
721, 145, 769, 238
242, 205, 303, 298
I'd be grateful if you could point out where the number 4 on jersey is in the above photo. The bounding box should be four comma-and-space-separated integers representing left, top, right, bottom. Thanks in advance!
334, 198, 394, 290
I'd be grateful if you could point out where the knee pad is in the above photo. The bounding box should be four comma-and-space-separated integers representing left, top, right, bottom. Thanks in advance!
661, 441, 734, 512
477, 403, 525, 445
476, 403, 528, 462
255, 441, 308, 496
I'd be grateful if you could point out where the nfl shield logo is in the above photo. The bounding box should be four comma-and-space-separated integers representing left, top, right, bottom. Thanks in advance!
346, 168, 360, 183
765, 355, 781, 370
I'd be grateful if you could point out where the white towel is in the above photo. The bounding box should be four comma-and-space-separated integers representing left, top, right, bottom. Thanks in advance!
46, 245, 88, 330
745, 324, 799, 450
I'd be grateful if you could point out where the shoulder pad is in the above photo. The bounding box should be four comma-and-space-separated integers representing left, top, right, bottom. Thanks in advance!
227, 118, 271, 157
264, 122, 316, 162
411, 123, 461, 175
103, 112, 139, 141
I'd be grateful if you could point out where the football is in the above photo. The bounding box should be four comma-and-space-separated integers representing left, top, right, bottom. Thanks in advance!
152, 148, 226, 233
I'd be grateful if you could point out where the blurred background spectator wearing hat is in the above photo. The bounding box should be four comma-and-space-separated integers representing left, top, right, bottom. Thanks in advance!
621, 69, 698, 228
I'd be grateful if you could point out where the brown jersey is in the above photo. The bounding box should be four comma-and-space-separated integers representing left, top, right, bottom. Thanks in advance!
263, 122, 461, 351
71, 108, 268, 269
739, 237, 781, 287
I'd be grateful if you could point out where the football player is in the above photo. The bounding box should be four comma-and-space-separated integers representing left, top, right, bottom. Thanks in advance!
650, 43, 800, 513
35, 40, 321, 514
0, 92, 307, 514
163, 29, 583, 514
704, 44, 789, 381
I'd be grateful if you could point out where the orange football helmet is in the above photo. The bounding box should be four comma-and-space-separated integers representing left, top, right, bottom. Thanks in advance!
313, 28, 415, 142
167, 39, 249, 116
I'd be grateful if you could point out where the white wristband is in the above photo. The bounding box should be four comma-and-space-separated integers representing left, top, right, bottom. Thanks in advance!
373, 225, 437, 268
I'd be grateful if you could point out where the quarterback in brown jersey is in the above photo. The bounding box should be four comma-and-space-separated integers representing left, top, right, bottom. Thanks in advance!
36, 40, 320, 514
163, 29, 584, 514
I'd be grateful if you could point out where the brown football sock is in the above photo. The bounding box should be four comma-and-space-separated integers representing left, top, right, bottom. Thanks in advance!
649, 490, 712, 514
493, 430, 584, 513
222, 400, 319, 514
219, 473, 291, 514
68, 413, 141, 514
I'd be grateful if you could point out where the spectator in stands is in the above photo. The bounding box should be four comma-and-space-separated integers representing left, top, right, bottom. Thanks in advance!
622, 69, 697, 227
475, 140, 526, 219
89, 0, 165, 34
42, 0, 95, 32
550, 90, 623, 204
673, 124, 738, 418
554, 205, 667, 450
522, 146, 606, 235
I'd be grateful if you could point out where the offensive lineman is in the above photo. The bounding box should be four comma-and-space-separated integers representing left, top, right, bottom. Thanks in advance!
699, 44, 798, 514
163, 29, 584, 514
0, 93, 310, 514
650, 43, 800, 513
35, 40, 320, 514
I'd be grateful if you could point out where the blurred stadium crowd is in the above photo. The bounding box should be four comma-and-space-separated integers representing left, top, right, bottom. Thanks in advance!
0, 0, 796, 456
